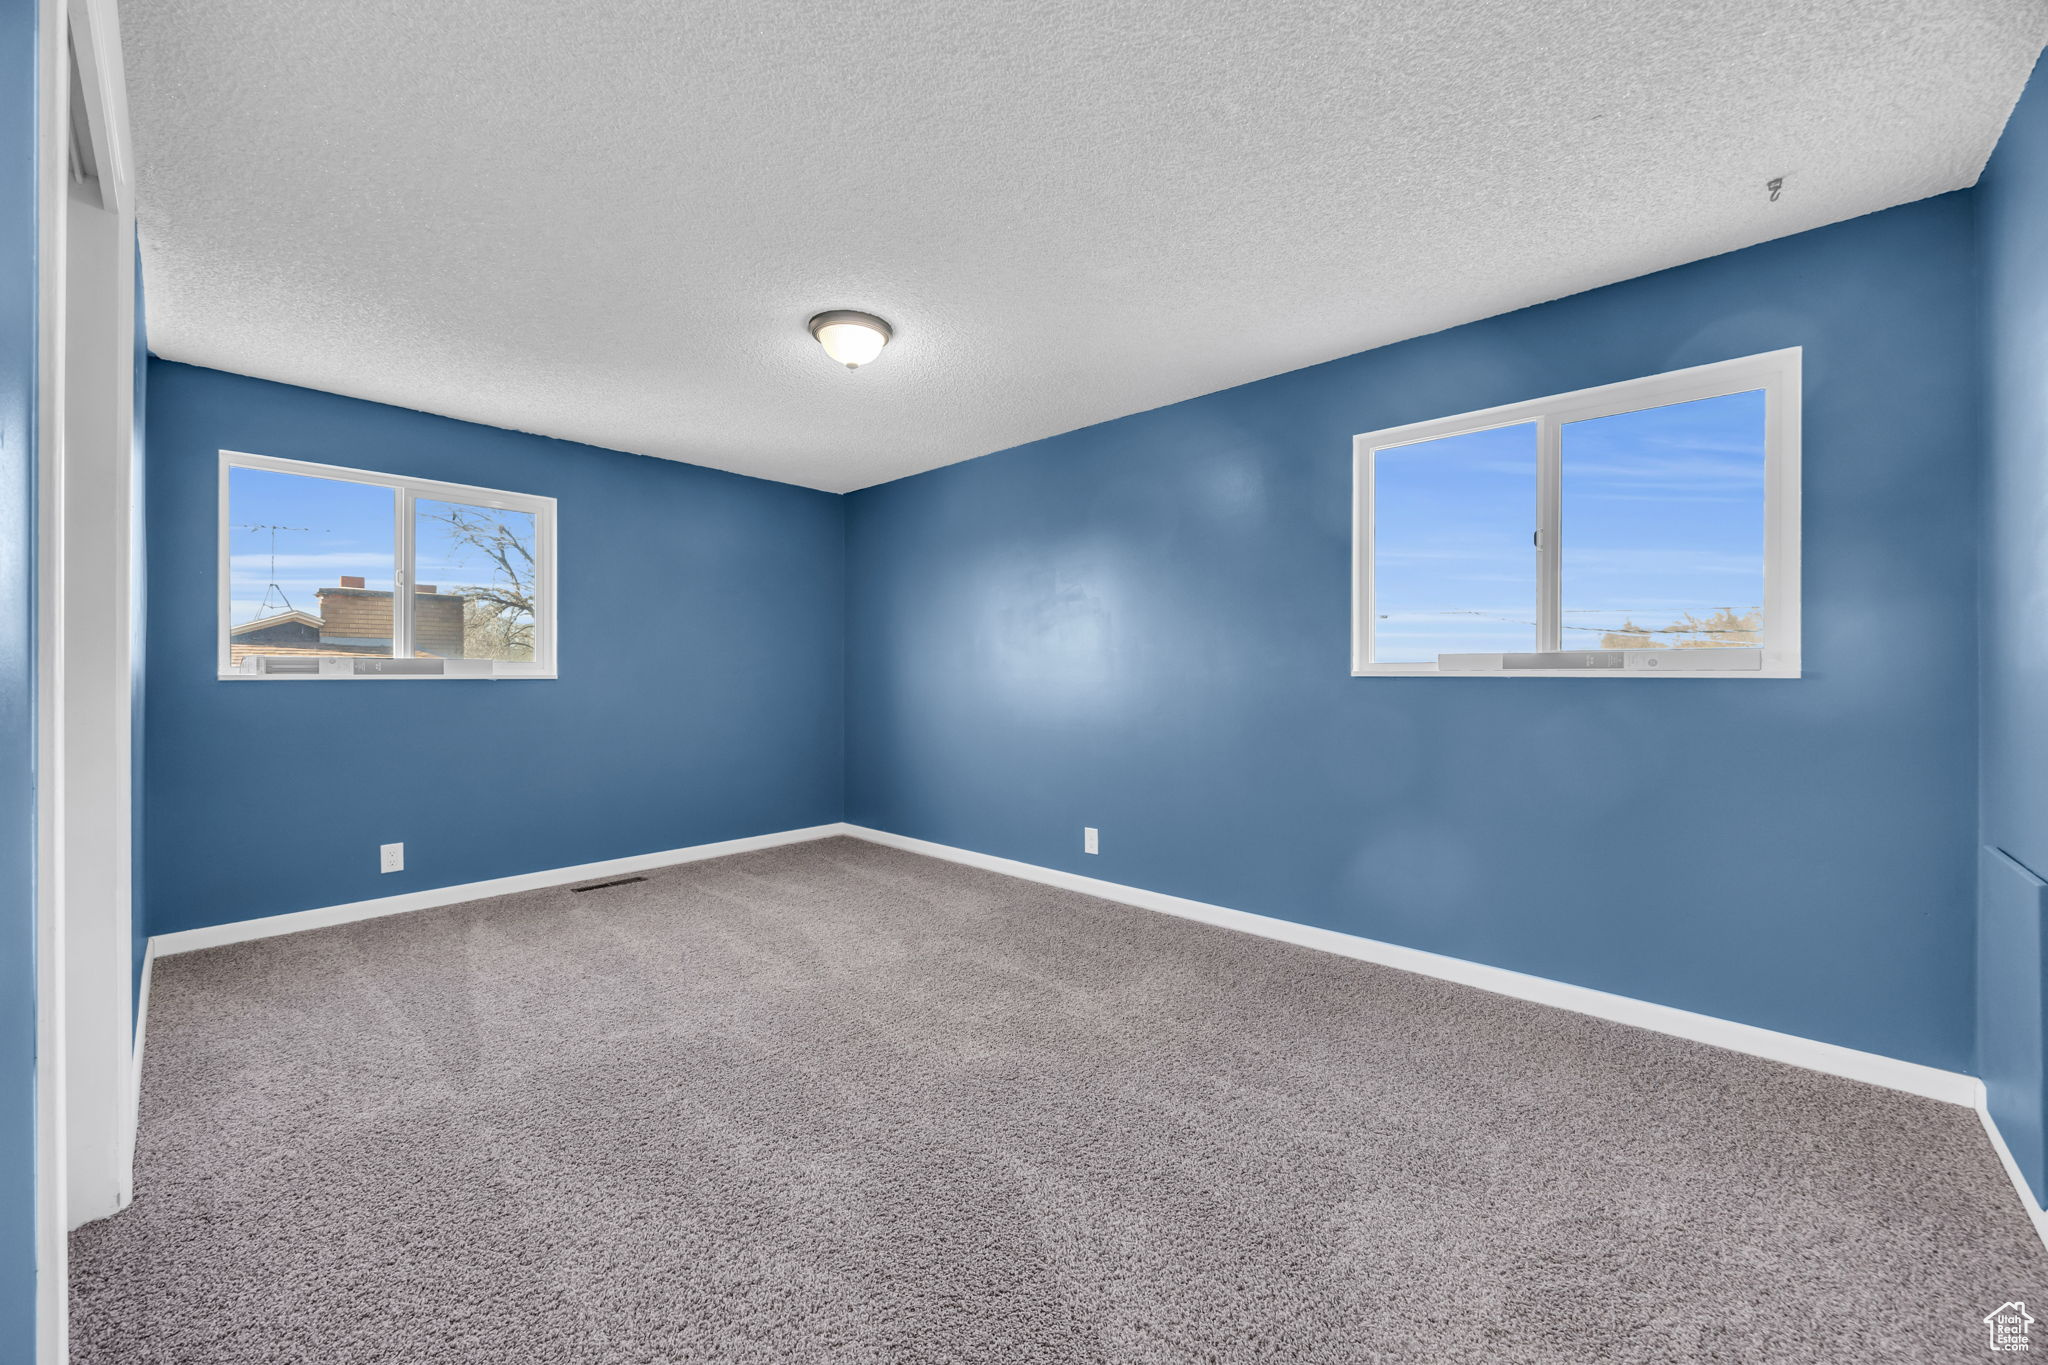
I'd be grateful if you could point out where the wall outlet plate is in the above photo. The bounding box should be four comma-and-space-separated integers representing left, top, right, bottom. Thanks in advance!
379, 842, 404, 873
1083, 827, 1099, 855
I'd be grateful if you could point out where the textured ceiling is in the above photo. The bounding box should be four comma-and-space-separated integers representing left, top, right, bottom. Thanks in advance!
122, 1, 2046, 492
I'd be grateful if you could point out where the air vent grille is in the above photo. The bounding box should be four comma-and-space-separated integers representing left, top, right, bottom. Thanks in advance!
570, 876, 647, 894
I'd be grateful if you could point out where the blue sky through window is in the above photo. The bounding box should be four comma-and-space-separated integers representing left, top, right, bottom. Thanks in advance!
228, 468, 540, 629
1370, 391, 1766, 662
1561, 390, 1765, 647
1372, 422, 1538, 662
227, 466, 393, 625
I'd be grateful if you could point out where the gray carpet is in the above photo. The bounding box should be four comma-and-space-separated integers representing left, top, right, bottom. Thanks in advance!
71, 837, 2047, 1363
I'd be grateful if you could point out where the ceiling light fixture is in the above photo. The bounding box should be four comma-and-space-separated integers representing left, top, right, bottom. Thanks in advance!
808, 310, 892, 369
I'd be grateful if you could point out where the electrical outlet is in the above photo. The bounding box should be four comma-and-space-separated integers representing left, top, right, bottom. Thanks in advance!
380, 842, 404, 873
1083, 827, 1099, 855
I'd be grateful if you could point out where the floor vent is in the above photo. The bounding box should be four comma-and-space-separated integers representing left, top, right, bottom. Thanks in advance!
571, 876, 648, 894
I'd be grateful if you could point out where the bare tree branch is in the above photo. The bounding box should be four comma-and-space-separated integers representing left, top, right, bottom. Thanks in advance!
421, 506, 538, 659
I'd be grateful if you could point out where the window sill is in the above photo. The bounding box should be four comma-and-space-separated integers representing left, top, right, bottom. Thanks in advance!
216, 671, 557, 681
1351, 667, 1801, 680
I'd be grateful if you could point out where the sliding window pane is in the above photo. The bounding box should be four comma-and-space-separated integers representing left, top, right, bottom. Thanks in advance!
1371, 422, 1538, 663
1560, 391, 1766, 650
226, 466, 396, 664
414, 498, 538, 661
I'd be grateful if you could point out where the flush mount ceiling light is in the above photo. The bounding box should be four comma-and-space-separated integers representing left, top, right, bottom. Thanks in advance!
808, 310, 893, 369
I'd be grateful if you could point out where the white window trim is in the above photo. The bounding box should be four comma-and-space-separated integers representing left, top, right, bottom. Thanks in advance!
1351, 348, 1802, 679
217, 450, 558, 680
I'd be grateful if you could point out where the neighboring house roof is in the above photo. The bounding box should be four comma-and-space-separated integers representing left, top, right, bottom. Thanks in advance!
228, 609, 322, 637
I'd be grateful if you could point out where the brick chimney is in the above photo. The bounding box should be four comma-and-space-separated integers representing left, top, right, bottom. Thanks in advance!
314, 575, 468, 657
413, 588, 465, 657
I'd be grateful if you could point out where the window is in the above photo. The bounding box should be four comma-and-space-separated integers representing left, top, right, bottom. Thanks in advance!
1353, 350, 1799, 678
220, 452, 556, 679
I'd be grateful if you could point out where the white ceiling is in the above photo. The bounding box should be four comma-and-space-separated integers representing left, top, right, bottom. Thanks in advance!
122, 1, 2046, 493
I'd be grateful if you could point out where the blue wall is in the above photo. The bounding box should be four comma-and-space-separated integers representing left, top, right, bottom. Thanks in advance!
144, 361, 845, 935
0, 0, 35, 1355
1979, 56, 2048, 1201
847, 195, 1983, 1073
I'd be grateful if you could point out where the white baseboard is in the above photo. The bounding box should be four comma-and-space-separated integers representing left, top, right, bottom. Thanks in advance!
131, 818, 2043, 1253
149, 823, 853, 957
840, 825, 1979, 1108
1978, 1089, 2048, 1252
144, 819, 1981, 1108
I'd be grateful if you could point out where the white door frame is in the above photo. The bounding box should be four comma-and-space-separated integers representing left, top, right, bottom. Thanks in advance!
35, 1, 137, 1361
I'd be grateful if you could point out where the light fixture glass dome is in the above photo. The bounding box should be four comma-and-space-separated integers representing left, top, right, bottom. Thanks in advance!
809, 310, 892, 368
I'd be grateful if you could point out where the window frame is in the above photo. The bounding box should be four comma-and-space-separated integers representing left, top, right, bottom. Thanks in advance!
1351, 348, 1801, 679
217, 450, 558, 680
